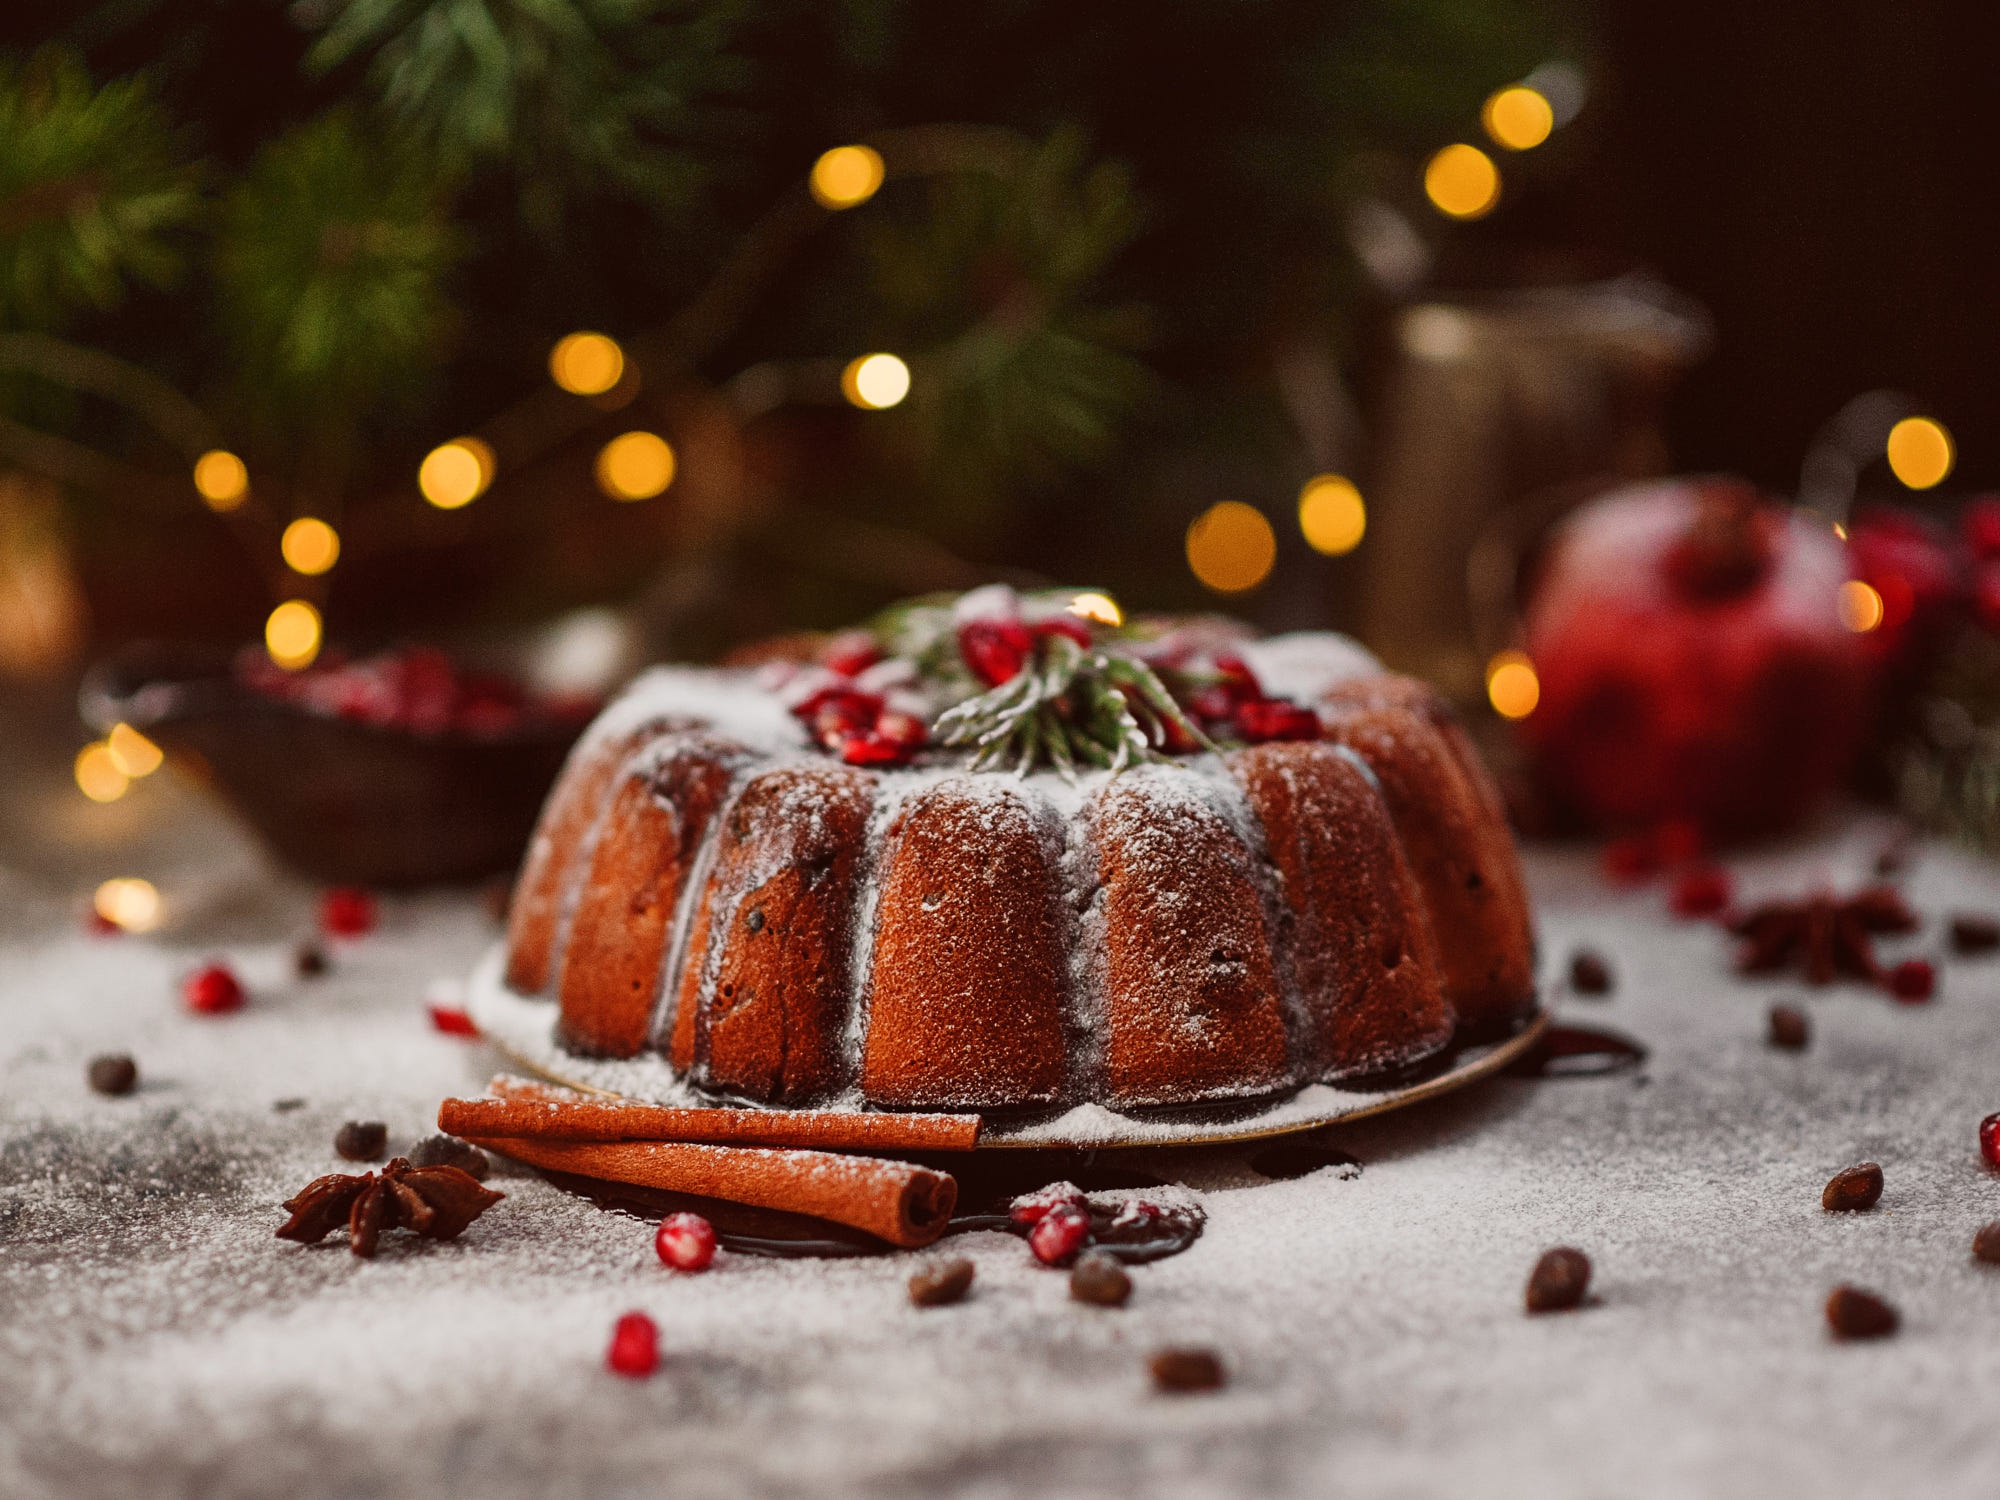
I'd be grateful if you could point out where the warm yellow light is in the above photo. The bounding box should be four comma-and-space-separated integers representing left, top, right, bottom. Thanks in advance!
1424, 144, 1502, 220
265, 599, 322, 670
810, 145, 885, 210
1486, 650, 1540, 719
1886, 417, 1953, 490
1186, 501, 1278, 594
419, 437, 495, 509
1298, 474, 1367, 555
1482, 86, 1555, 151
75, 742, 129, 803
280, 517, 340, 576
106, 723, 164, 778
841, 353, 911, 410
1838, 579, 1885, 632
94, 877, 162, 933
1068, 592, 1124, 627
548, 332, 626, 397
193, 450, 249, 511
594, 431, 677, 501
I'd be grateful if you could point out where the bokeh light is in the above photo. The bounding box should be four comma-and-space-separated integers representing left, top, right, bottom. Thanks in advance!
419, 437, 495, 509
810, 145, 885, 210
594, 431, 677, 500
75, 742, 129, 802
281, 517, 340, 576
1298, 474, 1367, 555
1837, 579, 1885, 632
1424, 144, 1501, 220
1186, 502, 1277, 593
1068, 591, 1124, 626
1486, 650, 1540, 719
266, 599, 322, 670
1482, 86, 1555, 150
94, 877, 162, 933
548, 332, 626, 396
841, 353, 911, 410
1886, 417, 1953, 489
106, 723, 164, 778
193, 449, 249, 511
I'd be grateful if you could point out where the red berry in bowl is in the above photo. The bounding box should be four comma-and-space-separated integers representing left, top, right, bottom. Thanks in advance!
1028, 1203, 1091, 1267
183, 963, 244, 1015
320, 886, 378, 937
1979, 1111, 2000, 1170
655, 1213, 718, 1272
606, 1312, 658, 1377
1887, 958, 1935, 1002
1668, 867, 1732, 919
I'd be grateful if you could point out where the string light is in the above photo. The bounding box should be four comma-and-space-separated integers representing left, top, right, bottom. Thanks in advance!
841, 353, 910, 410
1424, 144, 1501, 220
549, 332, 626, 397
594, 431, 677, 501
281, 517, 340, 576
1186, 502, 1277, 594
106, 723, 164, 778
419, 437, 495, 509
75, 742, 129, 802
265, 599, 322, 670
1297, 474, 1367, 555
1837, 579, 1885, 632
1886, 417, 1953, 489
810, 145, 885, 210
94, 877, 162, 933
1486, 650, 1540, 719
1068, 592, 1124, 627
193, 450, 249, 511
1482, 86, 1555, 151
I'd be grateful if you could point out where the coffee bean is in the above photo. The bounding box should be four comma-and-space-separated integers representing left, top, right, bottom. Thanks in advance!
1569, 950, 1614, 996
1768, 1005, 1809, 1050
907, 1257, 975, 1307
272, 1097, 307, 1112
406, 1133, 490, 1180
1825, 1284, 1898, 1339
1821, 1163, 1883, 1212
1973, 1222, 2000, 1265
1070, 1252, 1133, 1307
1525, 1247, 1591, 1312
334, 1120, 388, 1161
294, 942, 329, 978
86, 1054, 138, 1096
1149, 1348, 1224, 1392
1950, 914, 2000, 955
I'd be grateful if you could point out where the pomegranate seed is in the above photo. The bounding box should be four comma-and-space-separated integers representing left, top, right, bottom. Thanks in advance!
1235, 698, 1322, 744
1978, 1111, 2000, 1170
873, 710, 928, 751
1601, 834, 1658, 885
1032, 615, 1093, 648
320, 886, 377, 937
1212, 654, 1263, 698
811, 690, 883, 749
1028, 1203, 1091, 1267
838, 732, 911, 768
605, 1312, 658, 1377
1668, 866, 1732, 919
428, 1003, 479, 1037
1009, 1181, 1087, 1226
655, 1213, 717, 1271
1887, 958, 1935, 1002
821, 630, 882, 678
183, 963, 244, 1015
957, 619, 1034, 687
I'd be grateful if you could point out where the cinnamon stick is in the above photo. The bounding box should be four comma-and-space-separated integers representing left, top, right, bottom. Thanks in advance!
443, 1079, 980, 1153
464, 1135, 957, 1248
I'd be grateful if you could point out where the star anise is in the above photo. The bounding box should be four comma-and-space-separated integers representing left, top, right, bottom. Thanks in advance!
1730, 886, 1919, 987
275, 1157, 504, 1258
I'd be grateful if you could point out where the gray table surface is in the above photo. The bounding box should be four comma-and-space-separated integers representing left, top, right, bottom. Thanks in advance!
4, 748, 1999, 1500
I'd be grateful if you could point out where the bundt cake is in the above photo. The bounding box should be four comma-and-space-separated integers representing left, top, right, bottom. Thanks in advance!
503, 588, 1536, 1113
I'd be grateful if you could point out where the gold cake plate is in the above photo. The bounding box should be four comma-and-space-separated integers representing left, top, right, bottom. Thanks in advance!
464, 943, 1551, 1151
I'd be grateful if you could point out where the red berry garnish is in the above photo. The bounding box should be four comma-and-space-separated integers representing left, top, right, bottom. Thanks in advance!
821, 630, 882, 678
320, 886, 377, 937
839, 732, 911, 768
1028, 1203, 1092, 1267
810, 689, 882, 750
1668, 866, 1732, 919
874, 710, 928, 751
1235, 698, 1322, 744
428, 1003, 479, 1037
655, 1212, 718, 1271
1979, 1112, 2000, 1170
1032, 615, 1093, 649
1009, 1180, 1087, 1226
183, 963, 244, 1015
957, 619, 1034, 687
606, 1311, 658, 1377
1212, 654, 1262, 699
1887, 958, 1935, 1002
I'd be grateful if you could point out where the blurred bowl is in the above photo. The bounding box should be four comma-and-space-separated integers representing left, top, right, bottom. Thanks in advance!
80, 643, 589, 888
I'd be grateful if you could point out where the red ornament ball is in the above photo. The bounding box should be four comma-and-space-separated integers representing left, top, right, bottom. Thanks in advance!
183, 963, 244, 1015
1886, 958, 1935, 1003
320, 887, 378, 937
605, 1311, 659, 1377
655, 1213, 717, 1272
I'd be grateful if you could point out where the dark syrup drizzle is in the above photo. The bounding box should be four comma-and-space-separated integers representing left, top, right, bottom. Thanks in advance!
1505, 1023, 1648, 1078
